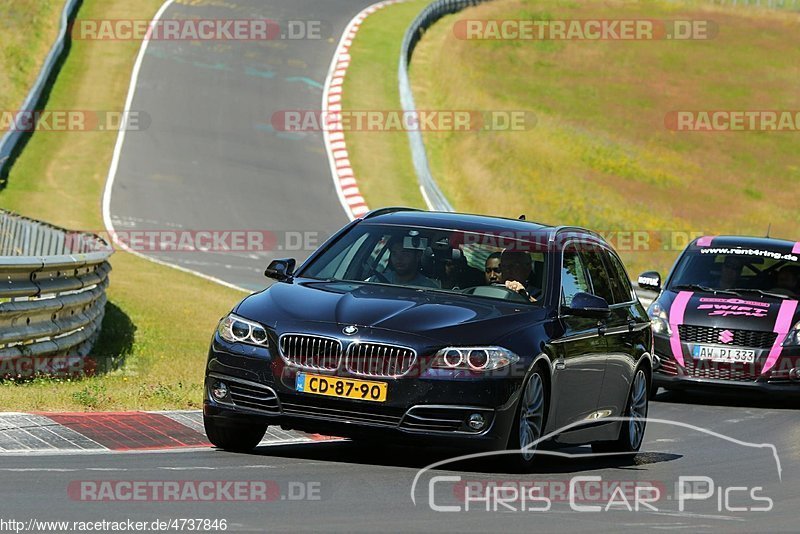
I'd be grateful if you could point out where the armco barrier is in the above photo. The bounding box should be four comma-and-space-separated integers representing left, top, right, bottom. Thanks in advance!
0, 210, 112, 365
0, 0, 81, 179
399, 0, 493, 212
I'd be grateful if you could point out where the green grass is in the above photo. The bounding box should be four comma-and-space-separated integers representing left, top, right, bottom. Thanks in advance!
0, 0, 63, 119
341, 0, 429, 209
0, 0, 244, 411
347, 0, 800, 277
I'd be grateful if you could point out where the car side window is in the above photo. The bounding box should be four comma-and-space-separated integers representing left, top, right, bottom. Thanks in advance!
580, 244, 615, 305
604, 251, 635, 304
561, 243, 592, 307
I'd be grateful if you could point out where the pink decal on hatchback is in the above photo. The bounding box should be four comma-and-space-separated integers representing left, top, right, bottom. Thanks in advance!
668, 291, 693, 367
697, 297, 770, 318
762, 300, 799, 374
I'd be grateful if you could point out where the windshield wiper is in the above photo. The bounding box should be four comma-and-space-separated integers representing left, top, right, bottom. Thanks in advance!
726, 288, 789, 300
670, 284, 739, 296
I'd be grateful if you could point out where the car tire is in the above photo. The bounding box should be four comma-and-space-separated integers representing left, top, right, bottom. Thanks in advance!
505, 368, 548, 471
591, 369, 649, 455
204, 416, 267, 452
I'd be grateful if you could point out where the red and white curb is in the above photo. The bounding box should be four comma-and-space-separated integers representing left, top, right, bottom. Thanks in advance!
323, 0, 404, 221
0, 411, 338, 454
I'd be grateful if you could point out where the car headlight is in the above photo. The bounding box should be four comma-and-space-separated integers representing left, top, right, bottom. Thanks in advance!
431, 346, 519, 371
783, 321, 800, 347
648, 301, 672, 336
217, 313, 269, 346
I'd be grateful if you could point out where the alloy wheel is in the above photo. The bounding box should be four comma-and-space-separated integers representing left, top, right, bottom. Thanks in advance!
519, 373, 545, 461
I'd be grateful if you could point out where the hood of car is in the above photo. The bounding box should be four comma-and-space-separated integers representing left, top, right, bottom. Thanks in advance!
235, 279, 547, 344
659, 289, 799, 333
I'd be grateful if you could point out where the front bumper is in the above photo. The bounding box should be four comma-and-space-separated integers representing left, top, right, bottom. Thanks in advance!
203, 336, 523, 450
652, 334, 800, 396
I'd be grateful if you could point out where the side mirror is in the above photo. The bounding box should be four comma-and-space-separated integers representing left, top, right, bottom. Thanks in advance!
265, 258, 296, 281
564, 292, 611, 319
637, 271, 662, 292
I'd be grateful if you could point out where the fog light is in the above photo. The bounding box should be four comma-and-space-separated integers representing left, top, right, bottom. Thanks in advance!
211, 381, 229, 400
790, 369, 800, 381
467, 413, 486, 431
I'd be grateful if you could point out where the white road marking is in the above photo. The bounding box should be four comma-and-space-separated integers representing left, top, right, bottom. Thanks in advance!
100, 0, 249, 294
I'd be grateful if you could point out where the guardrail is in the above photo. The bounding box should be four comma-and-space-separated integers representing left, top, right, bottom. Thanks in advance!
0, 0, 81, 179
0, 210, 112, 366
399, 0, 493, 212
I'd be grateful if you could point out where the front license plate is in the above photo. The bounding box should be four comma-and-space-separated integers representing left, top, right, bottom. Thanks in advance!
295, 372, 387, 402
692, 345, 756, 363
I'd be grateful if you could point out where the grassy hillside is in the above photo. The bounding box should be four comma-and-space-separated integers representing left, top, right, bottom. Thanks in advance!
0, 0, 63, 124
346, 0, 799, 276
0, 0, 243, 411
409, 0, 799, 274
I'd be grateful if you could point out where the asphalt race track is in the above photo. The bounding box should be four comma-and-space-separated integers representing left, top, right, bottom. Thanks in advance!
108, 0, 371, 291
2, 394, 799, 532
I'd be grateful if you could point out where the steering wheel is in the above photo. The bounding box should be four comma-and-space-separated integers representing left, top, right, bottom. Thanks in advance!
368, 271, 391, 284
493, 282, 536, 301
461, 283, 531, 303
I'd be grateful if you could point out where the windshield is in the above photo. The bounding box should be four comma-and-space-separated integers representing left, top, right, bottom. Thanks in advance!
668, 246, 800, 298
300, 223, 548, 304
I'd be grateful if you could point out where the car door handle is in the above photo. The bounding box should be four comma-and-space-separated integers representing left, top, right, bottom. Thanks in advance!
555, 358, 566, 370
628, 320, 637, 331
598, 324, 607, 336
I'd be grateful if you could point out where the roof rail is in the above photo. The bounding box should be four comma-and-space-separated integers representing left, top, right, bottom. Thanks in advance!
361, 206, 424, 219
551, 225, 604, 242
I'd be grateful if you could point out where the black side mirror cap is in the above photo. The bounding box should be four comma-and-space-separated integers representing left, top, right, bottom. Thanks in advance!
637, 271, 662, 292
265, 258, 296, 281
564, 292, 611, 319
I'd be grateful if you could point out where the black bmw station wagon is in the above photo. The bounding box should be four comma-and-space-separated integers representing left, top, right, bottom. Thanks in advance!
204, 209, 652, 466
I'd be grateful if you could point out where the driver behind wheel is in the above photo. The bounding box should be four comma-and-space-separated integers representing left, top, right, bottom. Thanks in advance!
369, 238, 440, 289
500, 249, 537, 302
772, 265, 800, 297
